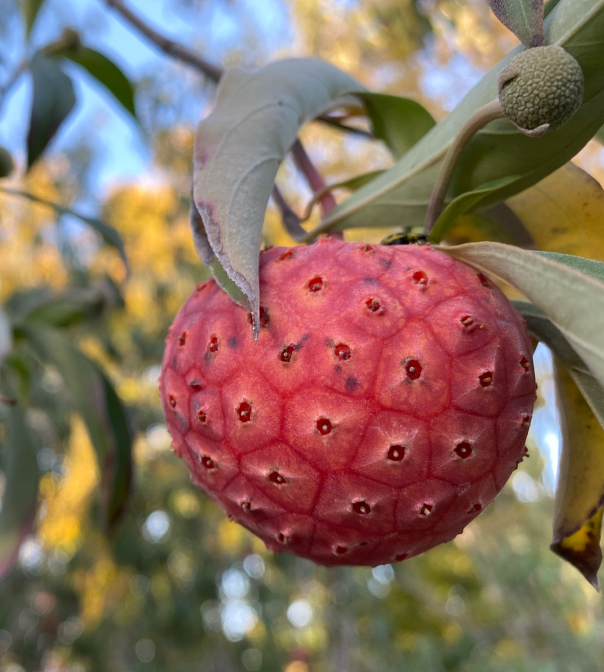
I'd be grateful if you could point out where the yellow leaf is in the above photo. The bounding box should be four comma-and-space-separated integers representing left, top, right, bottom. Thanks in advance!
506, 162, 604, 261
551, 360, 604, 589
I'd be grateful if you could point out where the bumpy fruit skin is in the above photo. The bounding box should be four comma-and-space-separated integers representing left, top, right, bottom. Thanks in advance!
160, 239, 536, 566
498, 45, 584, 132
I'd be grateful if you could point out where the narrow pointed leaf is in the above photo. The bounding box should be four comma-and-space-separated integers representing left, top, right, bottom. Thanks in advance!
551, 361, 604, 589
0, 186, 128, 271
21, 0, 46, 36
19, 325, 132, 527
506, 163, 604, 261
486, 0, 544, 47
27, 53, 76, 169
358, 92, 435, 159
192, 58, 364, 330
441, 243, 604, 390
314, 0, 604, 236
52, 46, 137, 120
0, 400, 39, 581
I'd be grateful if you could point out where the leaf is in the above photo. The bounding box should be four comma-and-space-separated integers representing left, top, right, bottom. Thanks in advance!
551, 361, 604, 589
441, 243, 604, 390
0, 309, 11, 365
192, 58, 364, 333
27, 52, 76, 169
0, 186, 128, 271
430, 176, 518, 242
52, 46, 137, 120
314, 0, 604, 236
506, 163, 604, 261
358, 92, 435, 159
19, 325, 133, 527
0, 147, 14, 178
595, 125, 604, 144
0, 397, 39, 581
486, 0, 544, 47
21, 0, 46, 36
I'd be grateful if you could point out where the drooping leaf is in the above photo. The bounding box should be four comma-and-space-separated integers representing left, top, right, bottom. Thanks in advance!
27, 52, 76, 169
313, 0, 604, 236
486, 0, 544, 47
441, 243, 604, 390
551, 361, 604, 589
21, 0, 46, 36
0, 147, 14, 178
430, 176, 518, 242
358, 92, 435, 159
19, 325, 133, 527
506, 163, 604, 261
192, 58, 364, 333
52, 46, 137, 120
0, 395, 39, 581
0, 186, 128, 271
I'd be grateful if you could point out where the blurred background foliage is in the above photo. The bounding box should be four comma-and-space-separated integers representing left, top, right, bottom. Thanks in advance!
0, 0, 604, 671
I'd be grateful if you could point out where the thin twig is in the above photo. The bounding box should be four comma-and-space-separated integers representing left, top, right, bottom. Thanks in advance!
270, 186, 307, 241
104, 0, 223, 83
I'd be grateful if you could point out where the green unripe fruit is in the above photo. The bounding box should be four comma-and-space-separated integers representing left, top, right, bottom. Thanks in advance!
498, 45, 584, 135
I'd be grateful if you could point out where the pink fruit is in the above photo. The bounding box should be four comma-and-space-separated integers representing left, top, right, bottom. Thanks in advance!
160, 238, 536, 566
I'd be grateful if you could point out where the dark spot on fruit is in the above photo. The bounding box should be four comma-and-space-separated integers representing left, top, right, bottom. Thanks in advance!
477, 273, 490, 287
454, 441, 472, 459
278, 249, 294, 261
247, 306, 270, 329
387, 445, 405, 461
169, 395, 177, 408
308, 276, 323, 292
364, 277, 377, 284
395, 553, 408, 561
188, 380, 202, 390
359, 541, 369, 546
241, 500, 251, 511
269, 470, 287, 485
380, 259, 391, 268
412, 270, 428, 286
335, 545, 347, 555
479, 371, 493, 387
277, 533, 289, 544
208, 335, 219, 353
280, 345, 295, 362
334, 365, 342, 373
405, 358, 422, 380
358, 244, 374, 253
522, 415, 532, 427
228, 336, 238, 349
460, 315, 475, 329
335, 343, 351, 360
316, 418, 333, 435
366, 298, 381, 312
345, 377, 359, 391
520, 356, 530, 372
200, 455, 215, 470
178, 331, 187, 346
237, 401, 252, 422
353, 501, 371, 515
419, 504, 433, 516
468, 503, 482, 514
196, 410, 207, 423
301, 333, 310, 342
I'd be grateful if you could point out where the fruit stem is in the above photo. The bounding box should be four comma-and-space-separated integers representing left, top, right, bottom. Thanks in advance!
424, 98, 504, 236
292, 139, 343, 239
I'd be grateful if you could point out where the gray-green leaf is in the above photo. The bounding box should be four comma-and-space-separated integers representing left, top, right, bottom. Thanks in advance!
27, 52, 76, 169
0, 147, 14, 178
0, 309, 11, 365
486, 0, 544, 47
21, 0, 46, 36
192, 58, 364, 334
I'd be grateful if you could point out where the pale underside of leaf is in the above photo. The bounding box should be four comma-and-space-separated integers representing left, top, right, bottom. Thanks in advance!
192, 58, 364, 335
486, 0, 544, 47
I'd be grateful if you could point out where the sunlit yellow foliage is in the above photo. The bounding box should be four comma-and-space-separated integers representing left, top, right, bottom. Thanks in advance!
37, 416, 99, 558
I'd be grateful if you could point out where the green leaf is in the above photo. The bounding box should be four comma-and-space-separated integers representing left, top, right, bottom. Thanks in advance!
0, 309, 11, 365
550, 361, 604, 589
430, 176, 518, 242
52, 46, 137, 120
0, 186, 128, 271
535, 250, 604, 282
0, 147, 14, 178
27, 52, 76, 169
486, 0, 544, 47
0, 397, 39, 581
19, 325, 133, 527
595, 125, 604, 144
441, 243, 604, 390
192, 58, 364, 333
21, 0, 46, 36
314, 0, 604, 236
358, 92, 435, 159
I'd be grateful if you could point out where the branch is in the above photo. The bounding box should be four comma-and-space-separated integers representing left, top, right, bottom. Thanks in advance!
104, 0, 223, 83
